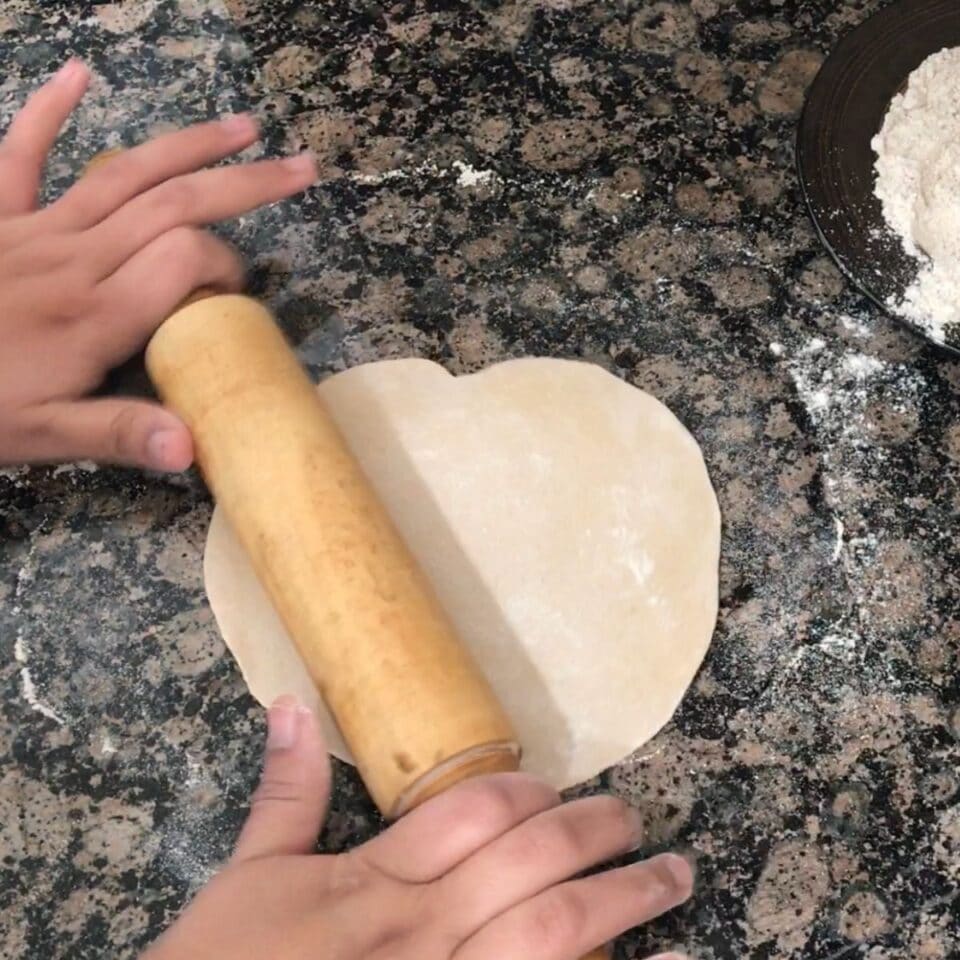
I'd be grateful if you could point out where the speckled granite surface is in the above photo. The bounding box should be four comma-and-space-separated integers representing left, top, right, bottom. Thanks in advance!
1, 1, 958, 957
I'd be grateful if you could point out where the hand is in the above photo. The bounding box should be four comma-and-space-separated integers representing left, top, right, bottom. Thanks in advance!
145, 695, 692, 960
0, 59, 317, 472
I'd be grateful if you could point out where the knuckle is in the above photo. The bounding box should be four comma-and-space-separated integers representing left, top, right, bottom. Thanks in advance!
107, 405, 144, 460
156, 179, 195, 220
250, 774, 308, 808
596, 795, 638, 842
506, 811, 584, 867
0, 142, 40, 170
366, 931, 419, 960
150, 227, 207, 289
503, 827, 555, 868
332, 851, 378, 896
155, 227, 242, 290
345, 883, 429, 959
12, 405, 54, 446
159, 225, 205, 262
22, 242, 99, 318
524, 888, 587, 953
64, 277, 101, 317
458, 777, 530, 833
545, 810, 590, 859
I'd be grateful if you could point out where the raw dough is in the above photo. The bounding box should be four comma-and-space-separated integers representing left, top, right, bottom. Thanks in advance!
204, 358, 720, 788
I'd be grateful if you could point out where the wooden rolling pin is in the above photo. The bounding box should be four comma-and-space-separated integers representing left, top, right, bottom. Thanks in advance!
88, 150, 607, 959
146, 294, 521, 817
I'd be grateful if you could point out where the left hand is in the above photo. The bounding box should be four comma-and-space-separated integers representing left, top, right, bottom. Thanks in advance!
0, 59, 317, 472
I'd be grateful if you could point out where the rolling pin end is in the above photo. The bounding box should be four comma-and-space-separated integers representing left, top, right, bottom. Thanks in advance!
390, 741, 521, 819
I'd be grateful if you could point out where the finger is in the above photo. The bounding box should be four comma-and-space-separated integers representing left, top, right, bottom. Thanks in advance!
233, 696, 332, 863
50, 114, 260, 229
14, 398, 193, 471
454, 853, 693, 960
90, 227, 245, 367
85, 154, 316, 278
0, 59, 90, 215
441, 795, 642, 939
355, 773, 560, 883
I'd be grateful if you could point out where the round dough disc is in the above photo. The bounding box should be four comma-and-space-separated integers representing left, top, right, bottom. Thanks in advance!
204, 357, 721, 789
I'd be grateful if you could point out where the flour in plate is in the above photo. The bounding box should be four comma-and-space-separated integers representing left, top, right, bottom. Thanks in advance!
873, 46, 960, 343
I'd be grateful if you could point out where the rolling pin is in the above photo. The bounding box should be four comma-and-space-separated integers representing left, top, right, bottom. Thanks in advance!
146, 294, 522, 817
87, 150, 607, 959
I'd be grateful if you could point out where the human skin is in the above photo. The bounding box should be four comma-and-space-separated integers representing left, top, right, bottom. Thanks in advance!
0, 59, 315, 471
144, 695, 693, 960
0, 63, 694, 960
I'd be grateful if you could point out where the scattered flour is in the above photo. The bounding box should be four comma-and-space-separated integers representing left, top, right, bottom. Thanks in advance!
13, 636, 65, 726
839, 313, 872, 338
350, 167, 408, 185
1, 461, 99, 486
842, 353, 884, 379
8, 522, 69, 726
873, 46, 960, 342
452, 160, 495, 188
0, 465, 29, 482
778, 324, 929, 682
51, 460, 99, 478
349, 159, 495, 189
831, 516, 844, 563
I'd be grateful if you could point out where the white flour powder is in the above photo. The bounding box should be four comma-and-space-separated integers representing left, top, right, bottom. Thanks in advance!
872, 46, 960, 343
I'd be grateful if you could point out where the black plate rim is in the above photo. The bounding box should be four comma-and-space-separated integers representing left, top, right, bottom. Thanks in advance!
796, 0, 960, 358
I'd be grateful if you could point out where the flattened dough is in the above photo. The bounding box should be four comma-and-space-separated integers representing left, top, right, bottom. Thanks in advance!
204, 358, 720, 788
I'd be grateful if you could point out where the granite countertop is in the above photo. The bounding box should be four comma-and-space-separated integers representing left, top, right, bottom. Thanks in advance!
1, 1, 958, 957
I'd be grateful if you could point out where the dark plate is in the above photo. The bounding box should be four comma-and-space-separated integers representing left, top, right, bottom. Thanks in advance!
797, 0, 960, 355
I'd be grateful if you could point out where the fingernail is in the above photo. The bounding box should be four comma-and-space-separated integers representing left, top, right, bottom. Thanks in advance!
267, 694, 304, 751
657, 853, 695, 898
146, 428, 178, 471
221, 113, 257, 138
284, 151, 317, 178
54, 59, 84, 85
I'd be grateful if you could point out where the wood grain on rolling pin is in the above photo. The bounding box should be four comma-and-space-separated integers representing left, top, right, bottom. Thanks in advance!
145, 295, 519, 817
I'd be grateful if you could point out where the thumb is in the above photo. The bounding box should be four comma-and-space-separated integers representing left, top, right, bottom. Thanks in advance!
20, 398, 193, 472
232, 695, 332, 863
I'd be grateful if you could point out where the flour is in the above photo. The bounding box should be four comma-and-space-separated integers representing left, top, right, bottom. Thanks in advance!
842, 353, 884, 380
13, 636, 66, 726
452, 160, 495, 188
349, 159, 496, 189
773, 324, 929, 682
873, 47, 960, 343
832, 516, 845, 563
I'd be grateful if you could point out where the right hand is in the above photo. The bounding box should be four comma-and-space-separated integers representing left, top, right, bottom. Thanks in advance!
145, 696, 693, 960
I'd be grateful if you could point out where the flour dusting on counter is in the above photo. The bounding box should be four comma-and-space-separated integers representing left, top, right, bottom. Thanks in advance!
773, 316, 932, 684
14, 636, 66, 726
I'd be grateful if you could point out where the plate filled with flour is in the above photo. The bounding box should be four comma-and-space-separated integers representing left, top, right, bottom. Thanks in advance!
798, 0, 960, 354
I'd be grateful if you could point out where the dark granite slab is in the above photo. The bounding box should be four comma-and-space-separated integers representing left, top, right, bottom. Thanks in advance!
0, 1, 957, 958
